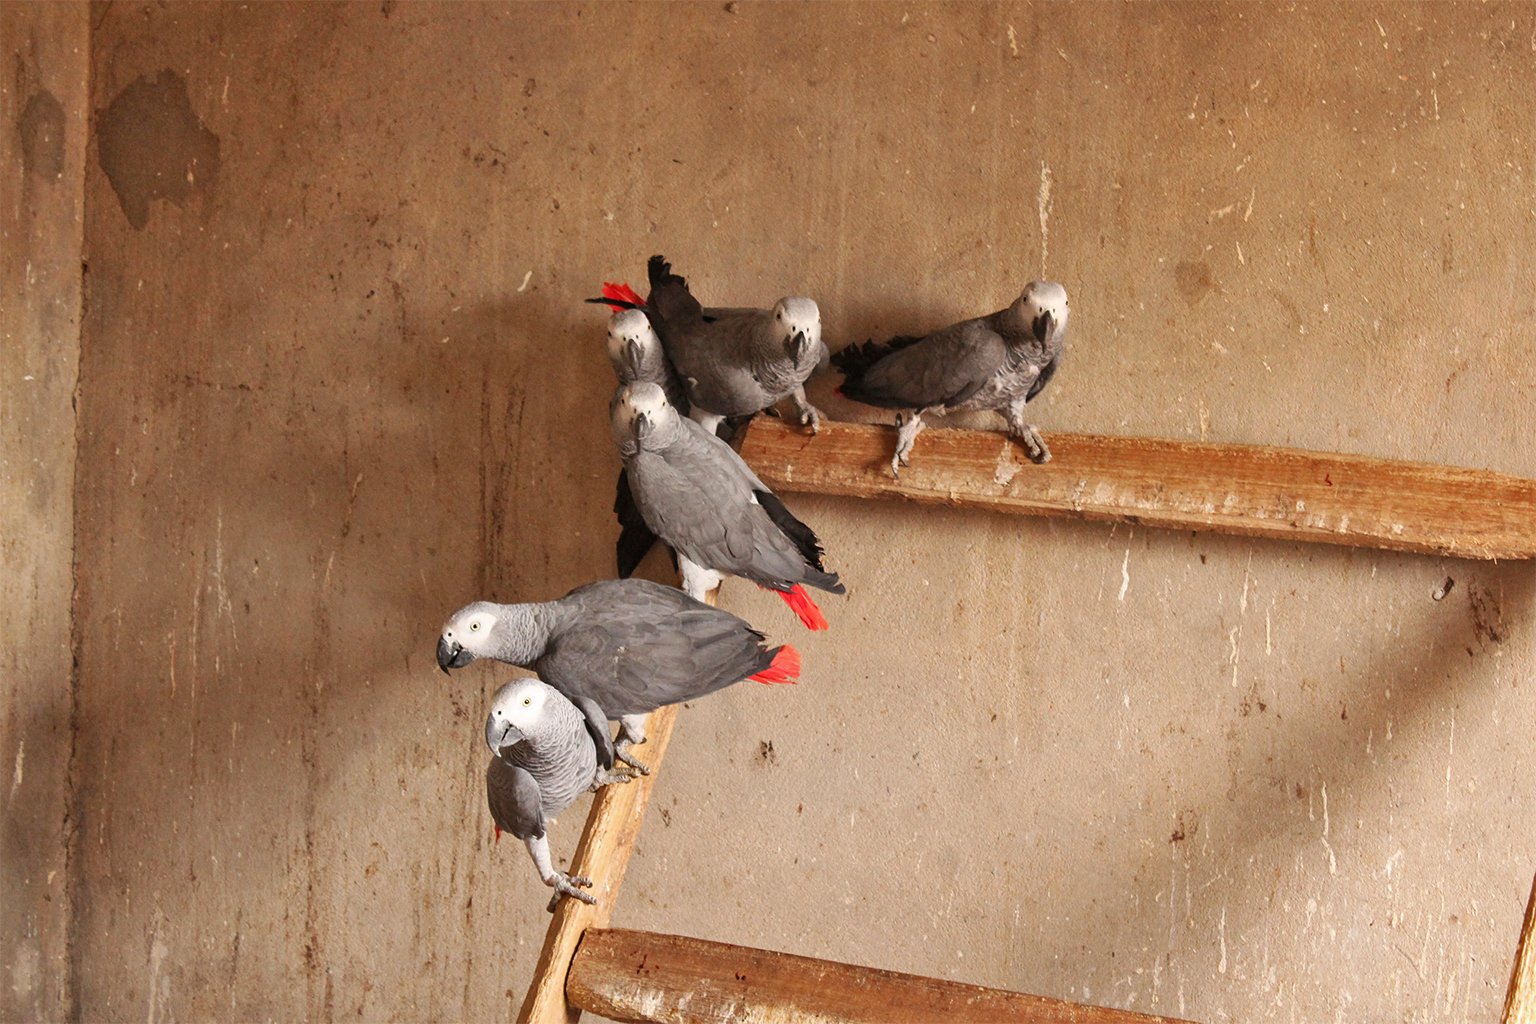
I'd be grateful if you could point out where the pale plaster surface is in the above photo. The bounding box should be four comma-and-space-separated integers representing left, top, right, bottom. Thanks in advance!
11, 2, 1536, 1021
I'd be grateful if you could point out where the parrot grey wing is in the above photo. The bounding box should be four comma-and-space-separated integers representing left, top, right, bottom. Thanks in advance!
646, 255, 703, 325
1025, 350, 1061, 404
569, 695, 616, 771
836, 322, 1010, 410
486, 757, 545, 841
613, 469, 660, 579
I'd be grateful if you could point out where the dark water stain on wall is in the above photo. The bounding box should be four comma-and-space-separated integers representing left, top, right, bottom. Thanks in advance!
17, 88, 66, 181
95, 70, 219, 229
1174, 260, 1216, 306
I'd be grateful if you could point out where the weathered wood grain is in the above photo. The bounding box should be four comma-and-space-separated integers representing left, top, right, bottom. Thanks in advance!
566, 927, 1196, 1024
738, 418, 1536, 560
516, 706, 683, 1024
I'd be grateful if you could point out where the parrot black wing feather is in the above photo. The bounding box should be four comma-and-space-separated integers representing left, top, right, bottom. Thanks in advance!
613, 469, 659, 579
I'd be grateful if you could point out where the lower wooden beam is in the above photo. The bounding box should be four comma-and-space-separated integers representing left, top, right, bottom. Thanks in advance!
737, 418, 1536, 560
1504, 872, 1536, 1024
566, 928, 1195, 1024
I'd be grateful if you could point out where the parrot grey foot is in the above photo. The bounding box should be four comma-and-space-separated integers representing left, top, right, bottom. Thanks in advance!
1018, 425, 1050, 464
546, 872, 597, 907
791, 390, 823, 435
591, 767, 638, 788
615, 745, 651, 775
798, 402, 822, 435
890, 412, 926, 478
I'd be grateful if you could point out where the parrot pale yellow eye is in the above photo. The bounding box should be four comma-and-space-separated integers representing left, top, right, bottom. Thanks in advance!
470, 622, 480, 631
523, 698, 531, 706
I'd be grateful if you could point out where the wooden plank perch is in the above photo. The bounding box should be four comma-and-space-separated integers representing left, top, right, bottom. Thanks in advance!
1504, 872, 1536, 1024
517, 704, 681, 1023
738, 418, 1536, 560
566, 927, 1196, 1024
518, 589, 720, 1023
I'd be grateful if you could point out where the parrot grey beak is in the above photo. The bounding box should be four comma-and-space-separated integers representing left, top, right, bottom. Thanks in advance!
624, 340, 644, 379
632, 411, 652, 439
485, 716, 524, 755
788, 329, 807, 356
437, 637, 471, 674
1032, 311, 1054, 343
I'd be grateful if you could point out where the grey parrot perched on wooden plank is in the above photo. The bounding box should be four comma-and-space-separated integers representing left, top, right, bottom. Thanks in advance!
609, 381, 844, 628
591, 255, 828, 435
483, 677, 634, 907
833, 280, 1071, 476
605, 307, 686, 578
438, 578, 799, 772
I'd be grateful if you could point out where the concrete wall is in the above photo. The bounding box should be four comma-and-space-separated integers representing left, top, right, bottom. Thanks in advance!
1, 4, 88, 1020
23, 1, 1536, 1020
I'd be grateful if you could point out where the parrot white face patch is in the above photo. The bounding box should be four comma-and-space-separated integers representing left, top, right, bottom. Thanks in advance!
775, 297, 822, 349
1019, 280, 1070, 334
492, 678, 549, 728
444, 605, 499, 655
606, 310, 658, 368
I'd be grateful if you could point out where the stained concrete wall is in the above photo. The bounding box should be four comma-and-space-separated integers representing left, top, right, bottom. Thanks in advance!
1, 4, 88, 1020
49, 1, 1536, 1021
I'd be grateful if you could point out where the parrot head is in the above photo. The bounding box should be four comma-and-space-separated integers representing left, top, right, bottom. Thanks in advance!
773, 297, 822, 362
1011, 280, 1070, 345
605, 309, 662, 383
485, 676, 553, 755
437, 601, 500, 674
609, 381, 676, 450
1013, 282, 1075, 346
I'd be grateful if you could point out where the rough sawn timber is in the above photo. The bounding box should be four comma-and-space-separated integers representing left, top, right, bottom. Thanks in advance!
516, 592, 717, 1022
566, 927, 1197, 1024
737, 417, 1536, 560
1504, 873, 1536, 1024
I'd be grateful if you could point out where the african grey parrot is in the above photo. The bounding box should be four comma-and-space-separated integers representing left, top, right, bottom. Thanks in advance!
609, 381, 844, 628
438, 577, 799, 771
484, 677, 633, 906
592, 255, 828, 435
832, 280, 1071, 476
605, 307, 686, 578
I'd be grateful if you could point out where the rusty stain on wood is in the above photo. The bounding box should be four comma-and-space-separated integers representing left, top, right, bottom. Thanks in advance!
737, 418, 1536, 561
1503, 873, 1536, 1024
566, 927, 1198, 1024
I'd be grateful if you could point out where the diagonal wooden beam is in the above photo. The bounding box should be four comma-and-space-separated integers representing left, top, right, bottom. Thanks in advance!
517, 589, 715, 1024
1505, 872, 1536, 1024
516, 705, 680, 1023
566, 927, 1198, 1024
738, 417, 1536, 560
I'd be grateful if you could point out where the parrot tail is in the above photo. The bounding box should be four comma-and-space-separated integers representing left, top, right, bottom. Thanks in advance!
597, 281, 646, 312
751, 644, 801, 685
778, 585, 829, 631
493, 826, 502, 845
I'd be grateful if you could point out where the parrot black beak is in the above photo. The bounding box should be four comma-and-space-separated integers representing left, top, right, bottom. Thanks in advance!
633, 411, 652, 440
436, 637, 471, 674
1032, 311, 1054, 343
624, 340, 644, 379
485, 717, 525, 756
787, 329, 807, 358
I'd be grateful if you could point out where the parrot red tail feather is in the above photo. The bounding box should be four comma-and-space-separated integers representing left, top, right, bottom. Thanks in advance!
777, 585, 828, 631
750, 645, 801, 685
601, 282, 646, 311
